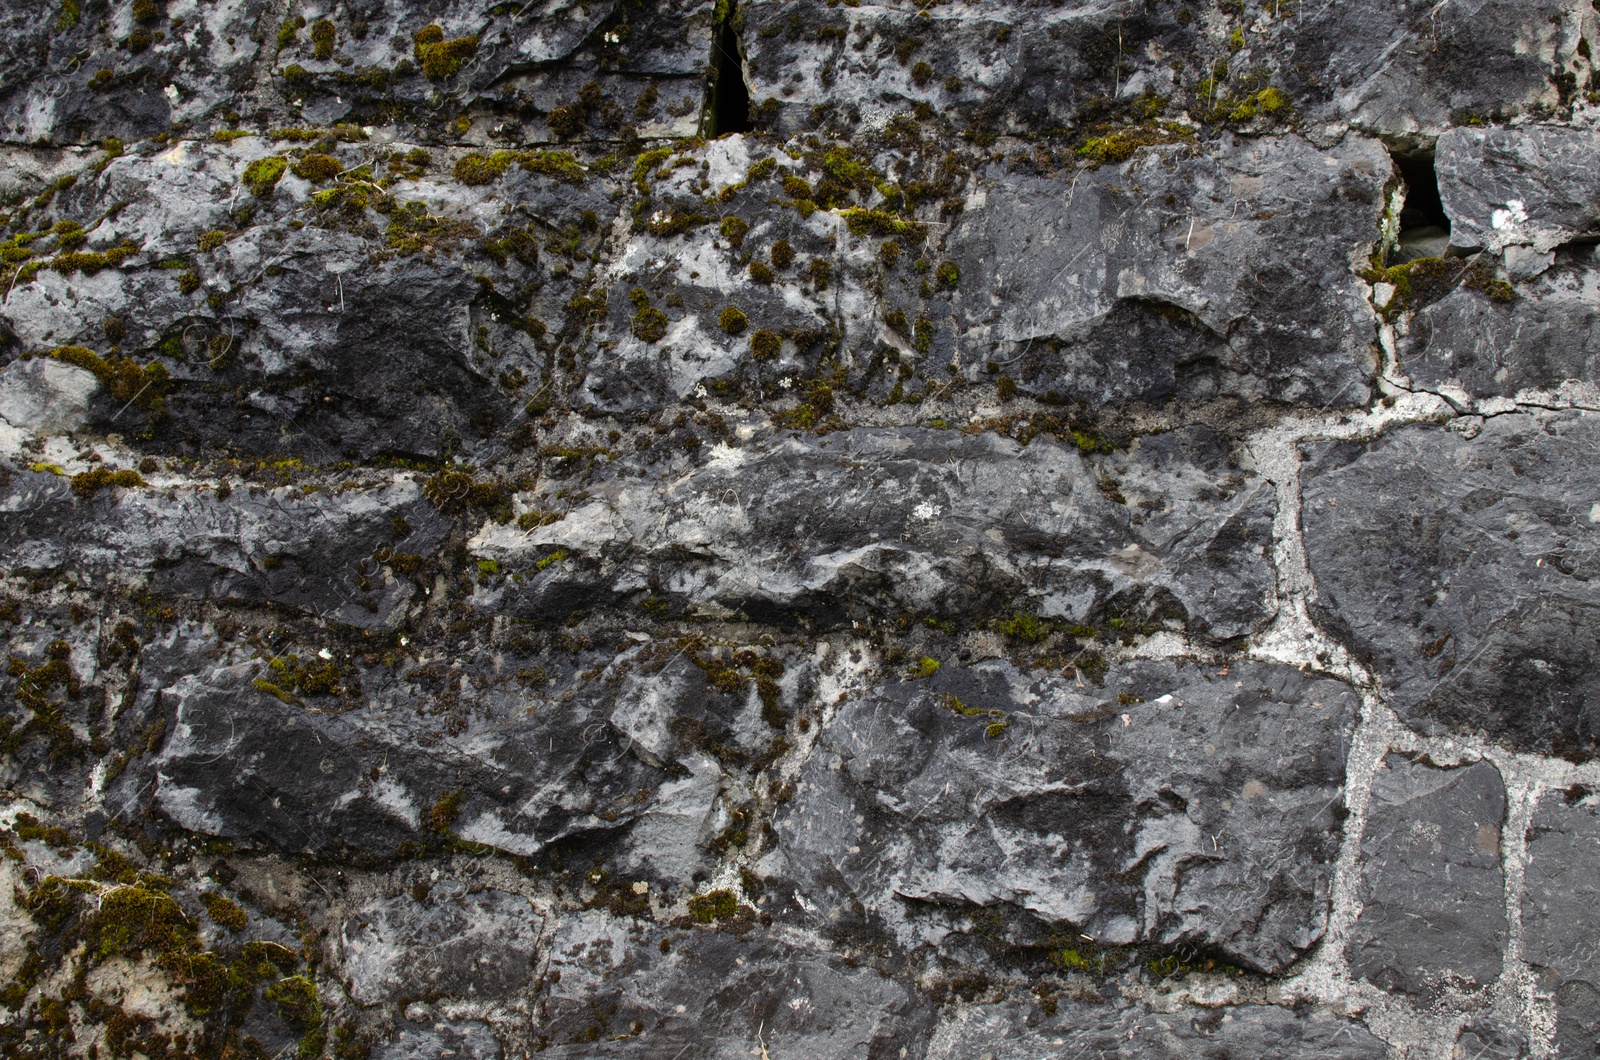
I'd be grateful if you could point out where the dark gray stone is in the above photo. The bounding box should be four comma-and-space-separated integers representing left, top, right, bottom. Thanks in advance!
1438, 126, 1600, 255
1522, 790, 1600, 1059
0, 469, 445, 629
930, 998, 1388, 1060
150, 658, 681, 860
1398, 246, 1600, 400
764, 658, 1360, 973
530, 914, 935, 1058
497, 423, 1276, 639
938, 135, 1388, 411
1302, 413, 1600, 758
337, 885, 542, 1005
1348, 755, 1507, 998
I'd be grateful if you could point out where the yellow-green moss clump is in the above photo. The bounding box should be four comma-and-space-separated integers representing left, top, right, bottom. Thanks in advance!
770, 239, 794, 268
687, 889, 739, 924
453, 150, 586, 186
719, 216, 749, 246
290, 153, 342, 182
309, 18, 336, 60
242, 156, 287, 196
750, 329, 781, 360
842, 208, 926, 239
49, 346, 169, 415
200, 892, 248, 932
519, 150, 586, 184
70, 468, 146, 498
413, 24, 478, 80
718, 306, 748, 335
1076, 125, 1191, 166
633, 306, 669, 343
454, 151, 517, 185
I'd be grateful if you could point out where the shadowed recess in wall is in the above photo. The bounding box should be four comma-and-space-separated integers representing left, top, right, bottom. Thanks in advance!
705, 0, 752, 137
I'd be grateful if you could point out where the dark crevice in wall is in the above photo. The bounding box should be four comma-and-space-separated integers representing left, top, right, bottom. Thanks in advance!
704, 1, 751, 137
1392, 150, 1449, 234
1390, 149, 1451, 262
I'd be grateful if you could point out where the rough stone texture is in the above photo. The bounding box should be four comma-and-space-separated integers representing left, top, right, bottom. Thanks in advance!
765, 658, 1359, 974
1523, 790, 1600, 1058
1437, 126, 1600, 254
472, 423, 1277, 638
1303, 414, 1600, 759
1397, 244, 1600, 401
2, 0, 1599, 1057
1348, 755, 1508, 998
929, 997, 1390, 1060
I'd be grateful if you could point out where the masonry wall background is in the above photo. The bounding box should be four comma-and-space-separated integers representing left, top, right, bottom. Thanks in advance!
1, 1, 1599, 1057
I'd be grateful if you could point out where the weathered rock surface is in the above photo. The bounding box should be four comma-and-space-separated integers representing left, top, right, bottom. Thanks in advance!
1523, 789, 1600, 1058
1303, 413, 1600, 758
3, 0, 1599, 1056
1397, 245, 1600, 400
475, 423, 1276, 638
928, 997, 1389, 1060
1438, 125, 1600, 255
1348, 755, 1507, 998
765, 658, 1359, 973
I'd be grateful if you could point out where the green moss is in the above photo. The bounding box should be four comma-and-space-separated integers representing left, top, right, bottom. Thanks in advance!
633, 306, 669, 343
687, 889, 738, 924
252, 678, 304, 707
750, 329, 781, 360
770, 239, 794, 268
1050, 942, 1103, 973
453, 150, 517, 185
412, 24, 477, 80
996, 610, 1051, 644
519, 150, 586, 184
385, 200, 479, 255
718, 306, 748, 335
310, 19, 336, 60
277, 15, 304, 48
49, 346, 169, 414
842, 208, 925, 239
197, 229, 234, 252
535, 548, 569, 572
200, 892, 248, 932
935, 259, 959, 287
242, 156, 287, 196
290, 153, 343, 182
719, 216, 749, 246
910, 656, 941, 679
749, 260, 774, 284
1076, 125, 1190, 166
645, 209, 711, 236
87, 887, 195, 962
70, 468, 145, 498
57, 0, 81, 31
632, 146, 674, 190
781, 174, 813, 201
266, 974, 323, 1033
428, 789, 464, 833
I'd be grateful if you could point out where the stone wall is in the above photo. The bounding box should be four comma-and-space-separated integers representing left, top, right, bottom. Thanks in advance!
1, 0, 1599, 1056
